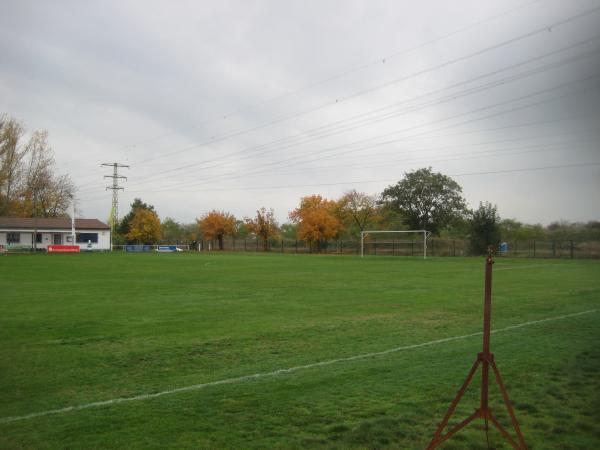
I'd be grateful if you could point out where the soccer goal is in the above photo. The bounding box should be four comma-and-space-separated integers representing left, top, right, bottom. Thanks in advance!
360, 230, 431, 259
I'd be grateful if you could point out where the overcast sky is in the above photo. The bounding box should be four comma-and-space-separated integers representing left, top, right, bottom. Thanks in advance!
1, 0, 599, 225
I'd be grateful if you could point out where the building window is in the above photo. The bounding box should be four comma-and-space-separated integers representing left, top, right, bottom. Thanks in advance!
36, 233, 42, 243
76, 233, 98, 243
7, 232, 20, 243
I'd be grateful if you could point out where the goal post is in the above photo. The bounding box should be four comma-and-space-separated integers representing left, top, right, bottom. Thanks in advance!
360, 230, 431, 259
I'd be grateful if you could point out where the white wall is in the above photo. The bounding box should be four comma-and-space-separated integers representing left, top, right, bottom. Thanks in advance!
39, 233, 52, 248
98, 230, 110, 250
0, 230, 110, 250
0, 231, 34, 247
77, 230, 110, 251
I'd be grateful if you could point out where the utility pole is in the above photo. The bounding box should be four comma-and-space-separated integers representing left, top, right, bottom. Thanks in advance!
102, 163, 129, 250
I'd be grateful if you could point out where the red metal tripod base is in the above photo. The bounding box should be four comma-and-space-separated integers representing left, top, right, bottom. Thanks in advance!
426, 353, 527, 450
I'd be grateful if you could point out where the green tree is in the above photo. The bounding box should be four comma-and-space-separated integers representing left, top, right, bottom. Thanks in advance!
119, 198, 155, 238
280, 223, 298, 240
500, 219, 546, 241
181, 222, 199, 244
381, 167, 467, 235
545, 220, 600, 241
498, 218, 523, 241
233, 219, 249, 239
470, 202, 501, 255
519, 224, 546, 241
336, 190, 379, 236
161, 217, 185, 243
375, 203, 406, 232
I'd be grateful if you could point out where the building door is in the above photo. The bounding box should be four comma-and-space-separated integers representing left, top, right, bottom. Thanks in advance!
53, 234, 62, 245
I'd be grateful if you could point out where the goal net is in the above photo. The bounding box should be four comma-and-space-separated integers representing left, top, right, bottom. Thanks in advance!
360, 230, 431, 259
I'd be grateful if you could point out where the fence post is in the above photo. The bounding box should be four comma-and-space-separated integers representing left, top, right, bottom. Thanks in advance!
340, 240, 343, 254
411, 240, 414, 256
256, 238, 259, 251
392, 239, 395, 256
515, 240, 518, 257
533, 240, 536, 258
552, 241, 556, 257
281, 239, 284, 253
233, 238, 235, 251
453, 240, 456, 257
244, 239, 247, 251
570, 240, 574, 259
431, 239, 434, 256
374, 237, 377, 255
295, 240, 298, 254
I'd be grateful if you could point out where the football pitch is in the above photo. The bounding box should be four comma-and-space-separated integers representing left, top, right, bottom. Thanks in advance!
1, 252, 599, 449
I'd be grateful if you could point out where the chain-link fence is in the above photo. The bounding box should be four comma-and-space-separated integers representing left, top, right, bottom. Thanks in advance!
194, 237, 600, 258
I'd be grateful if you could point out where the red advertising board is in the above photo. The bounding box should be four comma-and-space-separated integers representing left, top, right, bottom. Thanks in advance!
47, 245, 80, 253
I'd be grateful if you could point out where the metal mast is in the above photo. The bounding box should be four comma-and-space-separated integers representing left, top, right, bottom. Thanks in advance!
102, 163, 129, 249
426, 247, 526, 449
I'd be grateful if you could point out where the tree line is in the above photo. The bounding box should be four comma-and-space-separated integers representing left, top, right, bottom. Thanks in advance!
3, 116, 596, 253
116, 167, 600, 255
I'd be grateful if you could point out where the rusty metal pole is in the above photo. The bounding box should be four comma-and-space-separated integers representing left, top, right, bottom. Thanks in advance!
426, 248, 527, 450
480, 252, 494, 433
481, 252, 493, 411
483, 252, 493, 354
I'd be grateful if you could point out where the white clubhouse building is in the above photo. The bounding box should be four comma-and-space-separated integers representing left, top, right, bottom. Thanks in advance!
0, 217, 111, 251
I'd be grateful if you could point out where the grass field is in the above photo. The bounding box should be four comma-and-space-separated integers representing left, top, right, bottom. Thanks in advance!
0, 252, 599, 449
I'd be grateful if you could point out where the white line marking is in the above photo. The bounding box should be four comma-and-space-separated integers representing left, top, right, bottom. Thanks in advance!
1, 309, 597, 424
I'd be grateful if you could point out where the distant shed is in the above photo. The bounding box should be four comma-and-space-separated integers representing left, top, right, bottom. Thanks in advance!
0, 217, 110, 251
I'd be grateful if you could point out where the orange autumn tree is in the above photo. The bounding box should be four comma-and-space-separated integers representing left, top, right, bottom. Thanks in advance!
126, 208, 161, 244
245, 207, 279, 251
289, 195, 342, 252
198, 210, 236, 250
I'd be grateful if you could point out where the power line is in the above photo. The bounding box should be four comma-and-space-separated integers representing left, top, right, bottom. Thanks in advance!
112, 0, 544, 154
77, 113, 592, 194
116, 128, 596, 186
131, 136, 598, 193
211, 136, 600, 180
128, 4, 600, 168
196, 76, 598, 187
122, 162, 600, 193
81, 76, 598, 204
83, 34, 600, 193
83, 131, 596, 201
126, 74, 599, 193
175, 44, 600, 175
76, 11, 600, 195
81, 44, 599, 196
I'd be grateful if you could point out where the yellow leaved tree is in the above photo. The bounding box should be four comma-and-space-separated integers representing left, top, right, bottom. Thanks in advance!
126, 208, 161, 244
198, 210, 236, 250
289, 195, 342, 252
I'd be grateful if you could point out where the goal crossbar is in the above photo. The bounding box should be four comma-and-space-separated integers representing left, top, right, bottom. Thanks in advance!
360, 230, 431, 259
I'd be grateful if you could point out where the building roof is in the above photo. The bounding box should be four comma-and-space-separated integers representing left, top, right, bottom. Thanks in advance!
0, 217, 110, 230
